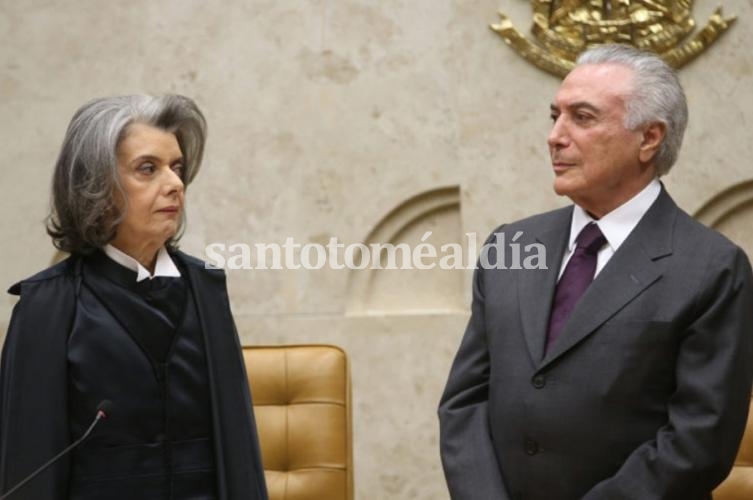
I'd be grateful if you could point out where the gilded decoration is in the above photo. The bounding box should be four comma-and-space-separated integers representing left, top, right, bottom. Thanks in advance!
491, 0, 735, 77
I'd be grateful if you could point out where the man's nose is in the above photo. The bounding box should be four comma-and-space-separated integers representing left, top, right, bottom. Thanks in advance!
547, 118, 569, 149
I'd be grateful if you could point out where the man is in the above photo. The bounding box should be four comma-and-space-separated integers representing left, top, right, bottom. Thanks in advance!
438, 44, 753, 499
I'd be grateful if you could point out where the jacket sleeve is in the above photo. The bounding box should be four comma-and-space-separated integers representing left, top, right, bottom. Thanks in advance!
0, 278, 74, 499
438, 232, 511, 500
582, 245, 753, 499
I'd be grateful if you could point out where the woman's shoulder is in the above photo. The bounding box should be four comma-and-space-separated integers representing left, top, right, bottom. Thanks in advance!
171, 249, 226, 278
8, 255, 80, 296
171, 250, 223, 271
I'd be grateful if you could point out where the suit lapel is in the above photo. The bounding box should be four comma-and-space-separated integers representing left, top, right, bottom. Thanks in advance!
540, 188, 677, 369
518, 207, 572, 365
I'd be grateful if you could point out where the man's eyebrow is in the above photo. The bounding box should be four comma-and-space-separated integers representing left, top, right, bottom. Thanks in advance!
550, 101, 601, 114
567, 101, 601, 113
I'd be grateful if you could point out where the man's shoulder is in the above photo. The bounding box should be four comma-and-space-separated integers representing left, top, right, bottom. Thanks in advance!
647, 194, 750, 276
484, 205, 572, 241
672, 207, 745, 257
513, 205, 573, 230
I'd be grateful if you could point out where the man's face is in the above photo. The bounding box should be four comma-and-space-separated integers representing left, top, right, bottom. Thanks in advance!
548, 63, 655, 217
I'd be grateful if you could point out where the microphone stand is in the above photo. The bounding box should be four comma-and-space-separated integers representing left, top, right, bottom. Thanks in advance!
0, 407, 109, 500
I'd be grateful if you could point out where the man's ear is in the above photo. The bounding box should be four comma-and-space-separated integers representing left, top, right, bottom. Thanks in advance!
638, 121, 666, 163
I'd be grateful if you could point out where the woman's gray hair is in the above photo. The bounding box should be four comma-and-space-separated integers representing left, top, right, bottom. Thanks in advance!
46, 94, 207, 254
576, 44, 688, 176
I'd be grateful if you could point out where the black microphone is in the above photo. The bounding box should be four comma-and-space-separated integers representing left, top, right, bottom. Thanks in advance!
0, 400, 112, 500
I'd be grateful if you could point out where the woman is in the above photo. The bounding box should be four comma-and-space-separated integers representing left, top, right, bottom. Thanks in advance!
0, 95, 268, 500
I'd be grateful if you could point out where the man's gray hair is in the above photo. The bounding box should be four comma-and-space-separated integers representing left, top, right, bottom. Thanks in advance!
47, 94, 207, 254
576, 44, 688, 175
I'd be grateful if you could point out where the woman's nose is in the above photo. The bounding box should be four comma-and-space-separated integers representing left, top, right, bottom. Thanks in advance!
164, 167, 184, 195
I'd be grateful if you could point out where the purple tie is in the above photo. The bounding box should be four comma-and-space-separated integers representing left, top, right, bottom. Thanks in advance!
545, 223, 607, 353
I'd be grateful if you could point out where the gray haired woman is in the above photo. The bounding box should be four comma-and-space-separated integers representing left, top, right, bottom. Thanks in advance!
0, 95, 268, 500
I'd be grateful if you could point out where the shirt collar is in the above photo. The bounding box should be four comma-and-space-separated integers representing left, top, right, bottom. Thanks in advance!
103, 244, 181, 282
568, 178, 662, 253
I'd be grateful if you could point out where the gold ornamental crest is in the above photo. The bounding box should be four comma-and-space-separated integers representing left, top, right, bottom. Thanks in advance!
491, 0, 735, 77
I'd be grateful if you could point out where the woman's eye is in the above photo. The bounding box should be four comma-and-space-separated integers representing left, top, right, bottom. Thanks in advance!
137, 162, 155, 174
171, 163, 185, 177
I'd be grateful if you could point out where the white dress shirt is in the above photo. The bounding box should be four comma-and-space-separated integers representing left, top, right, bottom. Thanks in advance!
558, 178, 662, 280
103, 244, 181, 282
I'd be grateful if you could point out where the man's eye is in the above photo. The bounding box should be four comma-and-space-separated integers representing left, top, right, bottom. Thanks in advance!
575, 113, 593, 122
550, 114, 559, 122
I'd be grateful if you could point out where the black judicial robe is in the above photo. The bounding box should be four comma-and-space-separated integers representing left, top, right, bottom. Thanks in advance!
0, 251, 268, 500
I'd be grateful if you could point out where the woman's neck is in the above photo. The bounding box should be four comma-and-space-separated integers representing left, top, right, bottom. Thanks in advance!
109, 240, 161, 274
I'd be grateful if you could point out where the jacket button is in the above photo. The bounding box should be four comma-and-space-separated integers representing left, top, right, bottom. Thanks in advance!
532, 375, 546, 388
524, 438, 539, 455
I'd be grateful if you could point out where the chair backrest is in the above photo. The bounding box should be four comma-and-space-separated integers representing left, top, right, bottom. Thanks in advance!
714, 394, 753, 499
243, 345, 353, 500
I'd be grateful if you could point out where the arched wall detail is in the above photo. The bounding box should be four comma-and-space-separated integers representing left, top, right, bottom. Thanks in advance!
346, 186, 466, 316
694, 179, 753, 258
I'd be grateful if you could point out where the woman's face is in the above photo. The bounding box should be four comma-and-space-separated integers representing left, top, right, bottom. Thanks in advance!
111, 122, 185, 254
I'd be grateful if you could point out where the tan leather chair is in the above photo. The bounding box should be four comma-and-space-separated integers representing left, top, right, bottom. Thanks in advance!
714, 394, 753, 499
243, 345, 353, 500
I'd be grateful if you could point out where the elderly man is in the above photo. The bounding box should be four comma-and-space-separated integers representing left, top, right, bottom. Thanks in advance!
439, 44, 753, 499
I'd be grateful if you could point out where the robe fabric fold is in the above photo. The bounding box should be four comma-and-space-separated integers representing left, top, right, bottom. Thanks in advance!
0, 251, 268, 500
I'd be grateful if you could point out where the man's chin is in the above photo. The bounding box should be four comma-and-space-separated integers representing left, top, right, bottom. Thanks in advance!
552, 178, 573, 197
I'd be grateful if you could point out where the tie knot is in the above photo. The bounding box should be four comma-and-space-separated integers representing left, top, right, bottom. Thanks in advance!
575, 223, 606, 254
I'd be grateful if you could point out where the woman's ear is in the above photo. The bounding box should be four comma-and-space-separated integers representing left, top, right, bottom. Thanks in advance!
638, 121, 667, 164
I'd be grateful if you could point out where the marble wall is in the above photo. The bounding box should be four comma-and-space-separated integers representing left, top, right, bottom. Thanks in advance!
2, 1, 752, 498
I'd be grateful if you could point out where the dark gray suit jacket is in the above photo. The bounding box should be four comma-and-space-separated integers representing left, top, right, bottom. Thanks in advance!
439, 189, 753, 500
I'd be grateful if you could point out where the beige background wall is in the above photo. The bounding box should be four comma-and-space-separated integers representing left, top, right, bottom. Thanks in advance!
2, 1, 752, 498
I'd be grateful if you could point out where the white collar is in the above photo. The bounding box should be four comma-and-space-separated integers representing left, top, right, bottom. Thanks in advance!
568, 178, 662, 253
103, 244, 181, 282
